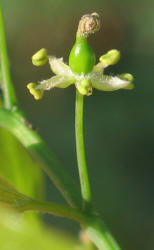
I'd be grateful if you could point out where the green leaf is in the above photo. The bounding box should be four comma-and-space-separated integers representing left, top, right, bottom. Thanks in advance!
0, 208, 82, 250
0, 109, 82, 208
0, 127, 44, 199
0, 176, 91, 249
0, 175, 31, 210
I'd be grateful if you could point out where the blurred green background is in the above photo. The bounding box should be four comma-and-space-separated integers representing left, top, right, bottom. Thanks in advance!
1, 0, 154, 249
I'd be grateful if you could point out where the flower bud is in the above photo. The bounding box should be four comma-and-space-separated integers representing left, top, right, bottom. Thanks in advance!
27, 83, 43, 100
32, 48, 48, 66
99, 49, 120, 67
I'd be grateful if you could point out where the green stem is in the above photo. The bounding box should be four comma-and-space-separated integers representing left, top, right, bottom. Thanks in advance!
27, 200, 121, 250
0, 1, 18, 109
25, 200, 121, 250
75, 89, 91, 210
0, 172, 121, 250
0, 107, 122, 250
0, 108, 81, 208
21, 199, 85, 224
84, 216, 121, 250
75, 90, 122, 249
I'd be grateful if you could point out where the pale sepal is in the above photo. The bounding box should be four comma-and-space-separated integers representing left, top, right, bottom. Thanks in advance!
49, 56, 74, 77
37, 75, 75, 90
92, 62, 104, 75
91, 73, 131, 91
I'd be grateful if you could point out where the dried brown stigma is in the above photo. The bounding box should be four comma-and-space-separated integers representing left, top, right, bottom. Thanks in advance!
77, 12, 101, 37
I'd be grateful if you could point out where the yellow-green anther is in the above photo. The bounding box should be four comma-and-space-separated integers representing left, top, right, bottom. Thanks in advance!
99, 49, 120, 67
119, 73, 134, 90
32, 48, 48, 66
27, 83, 43, 100
119, 73, 134, 82
76, 79, 92, 96
81, 79, 90, 88
124, 83, 134, 90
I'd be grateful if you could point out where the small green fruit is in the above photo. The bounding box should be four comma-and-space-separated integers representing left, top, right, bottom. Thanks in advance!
69, 38, 95, 75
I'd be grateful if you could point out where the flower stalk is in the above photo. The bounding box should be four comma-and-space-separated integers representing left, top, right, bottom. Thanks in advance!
75, 89, 92, 211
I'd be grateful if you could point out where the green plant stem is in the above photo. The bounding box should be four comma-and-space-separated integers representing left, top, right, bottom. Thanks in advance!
0, 107, 122, 250
0, 1, 18, 109
75, 90, 121, 249
0, 108, 81, 208
25, 199, 121, 250
0, 172, 121, 250
75, 89, 92, 210
84, 216, 121, 250
22, 199, 85, 224
25, 200, 121, 249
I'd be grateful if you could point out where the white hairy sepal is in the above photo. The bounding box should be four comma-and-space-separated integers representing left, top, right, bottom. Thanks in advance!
92, 62, 104, 74
49, 56, 74, 77
36, 75, 75, 90
91, 73, 131, 91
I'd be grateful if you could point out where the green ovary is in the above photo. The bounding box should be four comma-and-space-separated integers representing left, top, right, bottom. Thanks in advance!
69, 38, 95, 75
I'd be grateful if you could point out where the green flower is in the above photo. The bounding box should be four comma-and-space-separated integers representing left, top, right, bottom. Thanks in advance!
27, 13, 134, 100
